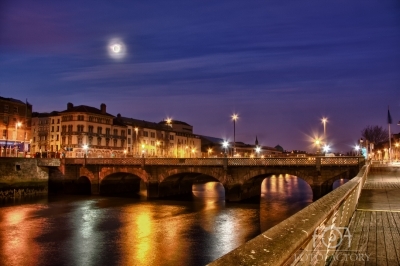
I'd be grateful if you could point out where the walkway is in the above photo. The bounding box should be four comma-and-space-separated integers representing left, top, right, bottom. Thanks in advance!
331, 165, 400, 266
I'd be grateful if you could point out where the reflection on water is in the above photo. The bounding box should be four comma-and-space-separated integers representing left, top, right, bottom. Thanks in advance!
260, 175, 313, 232
0, 176, 314, 266
333, 178, 349, 190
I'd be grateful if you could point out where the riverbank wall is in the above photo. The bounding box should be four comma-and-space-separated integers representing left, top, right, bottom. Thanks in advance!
0, 158, 48, 199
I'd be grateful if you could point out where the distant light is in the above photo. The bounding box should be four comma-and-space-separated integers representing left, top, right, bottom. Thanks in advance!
222, 141, 229, 148
108, 38, 126, 60
231, 113, 239, 121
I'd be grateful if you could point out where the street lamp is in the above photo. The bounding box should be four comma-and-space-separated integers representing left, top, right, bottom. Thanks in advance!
314, 138, 321, 154
222, 141, 229, 157
166, 117, 172, 128
141, 144, 145, 157
156, 141, 160, 157
231, 113, 238, 156
83, 144, 88, 158
355, 145, 360, 156
208, 148, 213, 158
255, 146, 261, 157
15, 121, 21, 141
123, 149, 127, 158
323, 144, 330, 154
191, 148, 195, 158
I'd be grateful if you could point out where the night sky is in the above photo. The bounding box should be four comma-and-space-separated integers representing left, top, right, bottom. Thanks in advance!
1, 0, 399, 153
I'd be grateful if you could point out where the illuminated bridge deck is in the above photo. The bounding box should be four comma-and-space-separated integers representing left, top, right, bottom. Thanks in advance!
331, 165, 400, 266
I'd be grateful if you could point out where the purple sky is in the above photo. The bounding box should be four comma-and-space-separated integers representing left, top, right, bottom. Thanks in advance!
1, 0, 400, 153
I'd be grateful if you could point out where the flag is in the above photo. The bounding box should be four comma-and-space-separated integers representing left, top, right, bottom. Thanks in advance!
387, 107, 392, 124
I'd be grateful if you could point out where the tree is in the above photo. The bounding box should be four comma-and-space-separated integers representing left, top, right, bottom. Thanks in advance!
361, 125, 388, 144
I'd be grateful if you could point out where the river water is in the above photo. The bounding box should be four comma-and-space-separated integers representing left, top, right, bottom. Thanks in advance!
0, 175, 346, 266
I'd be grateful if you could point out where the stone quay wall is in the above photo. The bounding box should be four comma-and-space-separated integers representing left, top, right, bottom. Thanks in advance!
0, 158, 49, 199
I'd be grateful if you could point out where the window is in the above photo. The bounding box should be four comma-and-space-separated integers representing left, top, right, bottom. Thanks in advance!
78, 137, 83, 146
106, 138, 110, 146
128, 138, 131, 144
97, 127, 102, 134
121, 140, 125, 147
68, 125, 73, 132
52, 119, 54, 124
151, 141, 155, 146
106, 128, 110, 136
77, 115, 84, 121
57, 126, 59, 132
13, 106, 18, 113
121, 130, 125, 137
3, 116, 8, 125
51, 126, 54, 132
169, 135, 174, 140
89, 116, 93, 122
88, 126, 93, 133
4, 105, 9, 113
77, 125, 84, 132
150, 132, 155, 138
57, 119, 60, 124
97, 137, 102, 146
56, 135, 59, 141
143, 131, 148, 137
62, 125, 67, 132
33, 137, 36, 142
128, 129, 131, 135
113, 129, 118, 136
113, 139, 117, 146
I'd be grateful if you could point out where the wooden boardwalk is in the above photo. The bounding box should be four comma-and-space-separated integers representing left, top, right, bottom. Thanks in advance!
331, 165, 400, 266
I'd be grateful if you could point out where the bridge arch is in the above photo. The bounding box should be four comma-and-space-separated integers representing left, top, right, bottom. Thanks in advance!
100, 172, 144, 196
77, 176, 91, 195
158, 167, 223, 183
159, 172, 222, 199
237, 173, 313, 201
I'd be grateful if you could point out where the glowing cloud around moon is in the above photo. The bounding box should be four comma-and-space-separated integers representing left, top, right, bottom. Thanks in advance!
107, 38, 126, 60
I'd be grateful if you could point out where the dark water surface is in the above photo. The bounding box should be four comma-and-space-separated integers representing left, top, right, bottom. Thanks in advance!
0, 175, 315, 266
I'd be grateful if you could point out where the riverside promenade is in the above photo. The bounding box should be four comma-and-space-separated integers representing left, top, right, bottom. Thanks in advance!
331, 163, 400, 266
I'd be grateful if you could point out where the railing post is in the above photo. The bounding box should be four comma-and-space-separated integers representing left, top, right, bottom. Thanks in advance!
223, 157, 228, 170
316, 156, 321, 171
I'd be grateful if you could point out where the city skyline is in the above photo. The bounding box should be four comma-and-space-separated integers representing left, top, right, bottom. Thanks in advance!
1, 0, 400, 153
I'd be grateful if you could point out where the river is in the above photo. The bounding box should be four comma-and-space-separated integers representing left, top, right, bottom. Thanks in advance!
0, 175, 346, 266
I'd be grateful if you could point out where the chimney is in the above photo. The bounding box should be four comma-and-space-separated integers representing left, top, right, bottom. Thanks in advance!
67, 102, 73, 110
100, 103, 106, 114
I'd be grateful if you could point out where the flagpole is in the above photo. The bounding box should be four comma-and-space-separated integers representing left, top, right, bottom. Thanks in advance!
388, 106, 392, 162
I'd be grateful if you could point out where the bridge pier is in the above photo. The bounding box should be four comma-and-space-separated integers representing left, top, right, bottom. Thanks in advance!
224, 184, 242, 202
147, 182, 159, 198
311, 182, 333, 201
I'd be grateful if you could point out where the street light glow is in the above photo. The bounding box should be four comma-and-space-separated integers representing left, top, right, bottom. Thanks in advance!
323, 144, 330, 153
231, 113, 238, 121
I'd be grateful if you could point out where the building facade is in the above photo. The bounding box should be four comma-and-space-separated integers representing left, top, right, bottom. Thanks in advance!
0, 96, 32, 156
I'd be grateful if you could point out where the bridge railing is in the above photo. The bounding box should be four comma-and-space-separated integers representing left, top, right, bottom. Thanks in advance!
56, 156, 364, 167
208, 163, 370, 266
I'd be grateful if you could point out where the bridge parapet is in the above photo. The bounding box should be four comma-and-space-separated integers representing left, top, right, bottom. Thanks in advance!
208, 164, 370, 266
55, 156, 364, 167
37, 158, 61, 167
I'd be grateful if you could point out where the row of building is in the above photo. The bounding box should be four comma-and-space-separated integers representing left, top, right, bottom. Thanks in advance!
1, 96, 283, 158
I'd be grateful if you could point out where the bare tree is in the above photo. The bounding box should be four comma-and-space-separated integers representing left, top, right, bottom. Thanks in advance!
361, 125, 388, 144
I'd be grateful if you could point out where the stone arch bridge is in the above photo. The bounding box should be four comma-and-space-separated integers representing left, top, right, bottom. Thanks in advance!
39, 157, 365, 201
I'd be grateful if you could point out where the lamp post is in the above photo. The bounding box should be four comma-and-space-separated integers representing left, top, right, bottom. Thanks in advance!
83, 144, 88, 158
156, 141, 160, 157
141, 144, 145, 158
134, 127, 138, 156
321, 117, 328, 142
208, 148, 212, 158
323, 144, 330, 155
315, 138, 321, 154
231, 113, 238, 156
355, 145, 360, 156
255, 146, 261, 158
222, 141, 229, 157
395, 143, 399, 161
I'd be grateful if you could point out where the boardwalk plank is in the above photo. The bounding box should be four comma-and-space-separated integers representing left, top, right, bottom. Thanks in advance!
365, 211, 377, 266
381, 212, 399, 265
388, 212, 400, 263
354, 211, 370, 266
375, 211, 387, 265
